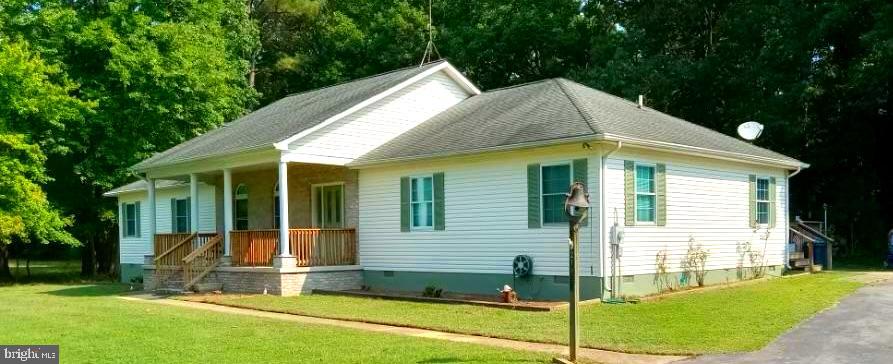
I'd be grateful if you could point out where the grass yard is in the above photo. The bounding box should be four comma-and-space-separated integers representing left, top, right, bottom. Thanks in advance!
184, 272, 866, 355
0, 283, 553, 363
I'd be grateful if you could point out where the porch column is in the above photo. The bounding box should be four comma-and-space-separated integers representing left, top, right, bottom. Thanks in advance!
222, 168, 233, 256
190, 173, 199, 233
273, 160, 296, 268
146, 177, 156, 250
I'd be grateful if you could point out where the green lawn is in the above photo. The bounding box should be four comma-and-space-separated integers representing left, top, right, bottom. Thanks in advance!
184, 272, 865, 355
0, 283, 552, 363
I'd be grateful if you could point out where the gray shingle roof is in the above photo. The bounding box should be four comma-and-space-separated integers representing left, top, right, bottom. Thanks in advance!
133, 60, 448, 170
352, 78, 803, 166
102, 179, 187, 196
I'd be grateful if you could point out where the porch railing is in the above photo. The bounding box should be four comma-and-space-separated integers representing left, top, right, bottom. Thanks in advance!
182, 234, 224, 289
230, 228, 357, 267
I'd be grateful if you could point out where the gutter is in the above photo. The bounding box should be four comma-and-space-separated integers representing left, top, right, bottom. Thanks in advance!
784, 166, 804, 269
600, 141, 622, 298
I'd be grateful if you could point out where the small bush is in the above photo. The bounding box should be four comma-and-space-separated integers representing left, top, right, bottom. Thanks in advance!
422, 285, 443, 298
681, 237, 710, 287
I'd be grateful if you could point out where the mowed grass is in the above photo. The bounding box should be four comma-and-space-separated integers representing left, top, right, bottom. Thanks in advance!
185, 272, 865, 355
0, 283, 552, 363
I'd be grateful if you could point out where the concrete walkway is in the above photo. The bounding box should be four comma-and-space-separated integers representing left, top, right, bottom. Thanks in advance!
120, 294, 686, 364
684, 273, 893, 364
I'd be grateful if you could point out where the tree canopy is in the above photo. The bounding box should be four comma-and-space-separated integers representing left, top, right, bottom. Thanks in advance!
0, 0, 890, 276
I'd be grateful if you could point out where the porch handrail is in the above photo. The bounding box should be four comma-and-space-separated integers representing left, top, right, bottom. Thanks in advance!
154, 232, 196, 265
182, 235, 223, 290
230, 228, 357, 267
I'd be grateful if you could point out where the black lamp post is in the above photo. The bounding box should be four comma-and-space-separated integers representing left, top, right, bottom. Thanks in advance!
563, 182, 589, 363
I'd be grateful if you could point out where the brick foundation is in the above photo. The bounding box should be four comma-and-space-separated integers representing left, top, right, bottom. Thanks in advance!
143, 264, 362, 296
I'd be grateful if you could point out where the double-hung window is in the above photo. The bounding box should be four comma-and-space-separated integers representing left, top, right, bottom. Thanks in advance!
541, 164, 571, 224
172, 198, 190, 233
755, 177, 770, 225
410, 176, 434, 229
123, 202, 139, 237
635, 164, 656, 223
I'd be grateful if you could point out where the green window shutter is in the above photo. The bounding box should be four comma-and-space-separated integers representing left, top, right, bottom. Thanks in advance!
120, 203, 126, 238
433, 172, 445, 231
624, 161, 635, 226
400, 177, 410, 232
527, 164, 541, 228
656, 164, 667, 226
748, 175, 757, 228
572, 159, 588, 226
170, 198, 177, 233
768, 177, 777, 229
186, 197, 192, 231
135, 201, 141, 237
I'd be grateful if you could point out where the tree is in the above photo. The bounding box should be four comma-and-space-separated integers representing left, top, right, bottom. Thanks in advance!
0, 41, 83, 278
1, 0, 258, 276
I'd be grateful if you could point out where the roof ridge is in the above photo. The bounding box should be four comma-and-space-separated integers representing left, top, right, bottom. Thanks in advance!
481, 78, 554, 93
554, 79, 600, 135
280, 59, 447, 99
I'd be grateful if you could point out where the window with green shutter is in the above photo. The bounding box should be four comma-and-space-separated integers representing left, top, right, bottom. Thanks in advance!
755, 177, 770, 225
635, 164, 656, 223
401, 174, 444, 231
122, 202, 140, 237
541, 164, 571, 224
625, 161, 666, 226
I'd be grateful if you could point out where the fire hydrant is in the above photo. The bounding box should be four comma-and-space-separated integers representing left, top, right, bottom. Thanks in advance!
499, 285, 518, 303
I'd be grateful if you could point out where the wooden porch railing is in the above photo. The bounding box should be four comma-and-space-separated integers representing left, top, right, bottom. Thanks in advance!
291, 229, 357, 267
153, 232, 220, 289
182, 234, 223, 290
230, 228, 357, 267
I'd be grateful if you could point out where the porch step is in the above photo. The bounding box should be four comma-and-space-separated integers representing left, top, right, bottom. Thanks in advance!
793, 258, 812, 268
789, 251, 804, 260
810, 264, 823, 272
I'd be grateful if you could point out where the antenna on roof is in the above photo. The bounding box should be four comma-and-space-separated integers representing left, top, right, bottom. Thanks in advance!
419, 0, 441, 66
637, 95, 644, 109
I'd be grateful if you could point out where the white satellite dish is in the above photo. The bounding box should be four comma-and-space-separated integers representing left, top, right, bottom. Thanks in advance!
737, 121, 764, 141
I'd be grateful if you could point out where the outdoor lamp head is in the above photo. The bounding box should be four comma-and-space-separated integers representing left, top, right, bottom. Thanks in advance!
565, 182, 590, 223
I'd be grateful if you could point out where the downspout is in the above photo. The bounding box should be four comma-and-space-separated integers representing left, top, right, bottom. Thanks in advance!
784, 166, 803, 270
600, 141, 622, 297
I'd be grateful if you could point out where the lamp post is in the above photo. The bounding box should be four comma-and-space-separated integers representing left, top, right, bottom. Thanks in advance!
563, 181, 589, 363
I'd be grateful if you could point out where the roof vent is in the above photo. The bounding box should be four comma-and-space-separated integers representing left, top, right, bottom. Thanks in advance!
637, 95, 644, 109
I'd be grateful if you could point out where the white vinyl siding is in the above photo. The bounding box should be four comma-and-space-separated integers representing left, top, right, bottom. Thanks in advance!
604, 148, 788, 276
284, 71, 472, 165
117, 184, 216, 265
359, 144, 600, 276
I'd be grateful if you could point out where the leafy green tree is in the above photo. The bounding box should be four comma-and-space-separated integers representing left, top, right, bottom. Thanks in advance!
0, 41, 84, 278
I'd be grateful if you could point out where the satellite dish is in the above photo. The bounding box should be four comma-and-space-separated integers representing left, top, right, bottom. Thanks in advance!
737, 121, 764, 141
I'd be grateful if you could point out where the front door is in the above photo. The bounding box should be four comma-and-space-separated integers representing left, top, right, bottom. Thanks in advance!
313, 184, 344, 228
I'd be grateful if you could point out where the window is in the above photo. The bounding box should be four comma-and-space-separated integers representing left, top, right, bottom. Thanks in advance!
756, 177, 770, 224
123, 202, 139, 237
313, 184, 344, 228
273, 182, 281, 229
234, 184, 248, 230
172, 198, 190, 233
542, 164, 571, 224
635, 164, 656, 223
410, 177, 433, 229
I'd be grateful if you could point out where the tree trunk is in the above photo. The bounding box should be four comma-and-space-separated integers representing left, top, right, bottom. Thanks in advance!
0, 245, 11, 280
81, 238, 96, 277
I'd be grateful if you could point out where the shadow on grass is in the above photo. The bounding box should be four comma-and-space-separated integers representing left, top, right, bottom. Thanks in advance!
416, 359, 538, 364
1, 260, 117, 286
832, 255, 889, 272
42, 284, 130, 297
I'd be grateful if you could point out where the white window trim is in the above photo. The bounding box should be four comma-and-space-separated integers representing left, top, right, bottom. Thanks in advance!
755, 176, 771, 226
634, 162, 657, 225
234, 184, 249, 231
408, 175, 435, 231
540, 161, 573, 227
311, 182, 345, 228
123, 202, 138, 237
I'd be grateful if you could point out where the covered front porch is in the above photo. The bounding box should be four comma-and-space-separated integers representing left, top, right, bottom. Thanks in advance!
142, 158, 361, 294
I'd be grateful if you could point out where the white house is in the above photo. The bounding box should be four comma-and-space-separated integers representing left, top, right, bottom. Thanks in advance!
105, 60, 807, 299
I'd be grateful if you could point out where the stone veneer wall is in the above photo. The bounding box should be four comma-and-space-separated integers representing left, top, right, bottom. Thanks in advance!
143, 265, 362, 296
